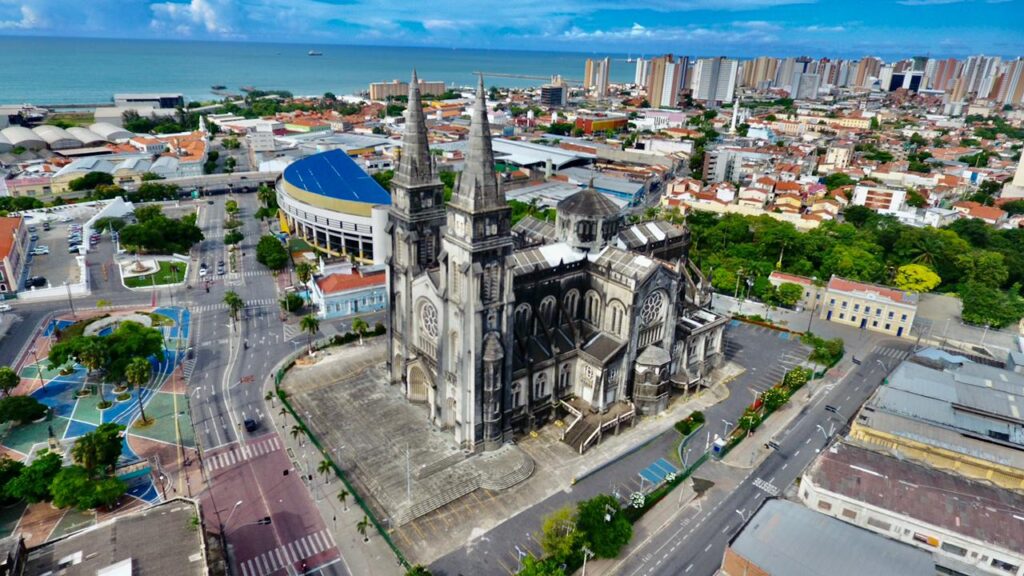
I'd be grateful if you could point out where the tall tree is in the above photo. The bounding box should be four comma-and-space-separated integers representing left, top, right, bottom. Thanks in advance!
893, 264, 941, 293
0, 366, 19, 397
125, 357, 152, 424
356, 515, 371, 542
351, 317, 369, 346
224, 291, 245, 326
295, 262, 315, 287
300, 314, 320, 353
318, 458, 332, 483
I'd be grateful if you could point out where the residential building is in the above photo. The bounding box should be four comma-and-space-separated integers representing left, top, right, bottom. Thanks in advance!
369, 79, 446, 101
794, 72, 821, 100
634, 57, 648, 86
573, 113, 628, 135
767, 271, 820, 311
584, 57, 611, 96
722, 499, 935, 576
308, 260, 387, 319
692, 57, 738, 104
22, 498, 208, 576
851, 184, 907, 213
820, 275, 917, 337
646, 55, 686, 108
822, 143, 853, 171
0, 217, 28, 294
952, 200, 1008, 226
801, 442, 1024, 576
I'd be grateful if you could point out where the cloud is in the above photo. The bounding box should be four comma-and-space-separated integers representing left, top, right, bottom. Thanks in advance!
896, 0, 964, 5
423, 19, 457, 31
0, 3, 42, 29
801, 24, 847, 32
150, 0, 237, 36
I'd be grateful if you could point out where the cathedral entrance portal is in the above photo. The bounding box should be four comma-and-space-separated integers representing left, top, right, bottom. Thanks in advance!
408, 365, 429, 402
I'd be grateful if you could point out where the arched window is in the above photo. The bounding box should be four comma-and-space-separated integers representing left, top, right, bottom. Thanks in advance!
564, 289, 580, 319
539, 296, 557, 326
606, 301, 627, 337
584, 290, 602, 326
559, 364, 571, 392
533, 372, 547, 399
514, 304, 532, 333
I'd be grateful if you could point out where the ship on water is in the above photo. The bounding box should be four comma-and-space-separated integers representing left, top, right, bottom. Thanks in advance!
308, 50, 323, 56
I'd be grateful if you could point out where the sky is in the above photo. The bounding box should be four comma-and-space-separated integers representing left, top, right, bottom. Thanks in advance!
0, 0, 1022, 59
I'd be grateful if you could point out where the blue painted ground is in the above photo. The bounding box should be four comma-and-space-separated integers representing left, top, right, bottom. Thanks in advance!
639, 458, 679, 486
43, 319, 75, 337
126, 479, 160, 503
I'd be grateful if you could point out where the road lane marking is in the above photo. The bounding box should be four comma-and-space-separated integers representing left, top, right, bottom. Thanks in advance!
685, 564, 693, 573
721, 525, 730, 533
705, 543, 713, 552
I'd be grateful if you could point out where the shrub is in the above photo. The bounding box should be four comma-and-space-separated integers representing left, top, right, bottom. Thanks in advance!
783, 367, 810, 391
0, 396, 48, 424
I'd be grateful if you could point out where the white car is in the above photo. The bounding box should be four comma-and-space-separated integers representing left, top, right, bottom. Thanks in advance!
32, 247, 49, 255
0, 304, 11, 312
199, 267, 208, 277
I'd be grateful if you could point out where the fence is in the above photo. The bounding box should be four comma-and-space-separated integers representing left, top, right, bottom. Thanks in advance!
271, 335, 409, 569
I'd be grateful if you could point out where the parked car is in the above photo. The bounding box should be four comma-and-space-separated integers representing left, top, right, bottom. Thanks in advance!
199, 267, 208, 277
68, 245, 80, 253
0, 304, 11, 312
32, 246, 49, 255
29, 234, 38, 241
42, 221, 51, 231
25, 276, 46, 288
28, 226, 36, 232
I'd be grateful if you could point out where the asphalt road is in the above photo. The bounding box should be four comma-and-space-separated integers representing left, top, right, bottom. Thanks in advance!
430, 322, 812, 576
617, 340, 913, 576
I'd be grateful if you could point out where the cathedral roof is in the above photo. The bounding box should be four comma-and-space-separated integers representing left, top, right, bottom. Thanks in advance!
556, 184, 621, 218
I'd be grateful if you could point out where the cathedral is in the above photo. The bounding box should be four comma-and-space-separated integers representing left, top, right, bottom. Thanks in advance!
387, 73, 727, 452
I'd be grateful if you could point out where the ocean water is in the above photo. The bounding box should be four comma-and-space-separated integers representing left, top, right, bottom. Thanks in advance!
0, 36, 633, 105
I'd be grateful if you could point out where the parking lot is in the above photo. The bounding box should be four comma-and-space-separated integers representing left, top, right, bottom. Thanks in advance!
21, 219, 87, 291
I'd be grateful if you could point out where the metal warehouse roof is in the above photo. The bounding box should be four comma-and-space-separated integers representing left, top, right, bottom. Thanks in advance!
1, 126, 45, 148
283, 149, 391, 206
67, 126, 107, 145
730, 499, 934, 576
90, 122, 133, 141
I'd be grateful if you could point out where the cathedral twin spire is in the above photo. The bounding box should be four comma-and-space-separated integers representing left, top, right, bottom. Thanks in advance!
394, 69, 436, 189
450, 75, 505, 214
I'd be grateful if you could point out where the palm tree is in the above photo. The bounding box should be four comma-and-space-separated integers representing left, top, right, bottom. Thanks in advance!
290, 424, 304, 445
264, 390, 274, 406
295, 262, 314, 289
95, 299, 110, 312
257, 183, 274, 208
356, 515, 371, 542
299, 314, 320, 354
318, 458, 332, 483
71, 432, 99, 473
126, 356, 152, 424
351, 317, 369, 346
224, 291, 244, 328
79, 338, 106, 397
337, 489, 349, 511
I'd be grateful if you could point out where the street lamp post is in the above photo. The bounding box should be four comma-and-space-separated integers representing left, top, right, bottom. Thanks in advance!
63, 282, 75, 318
581, 546, 595, 576
221, 500, 243, 534
721, 419, 733, 438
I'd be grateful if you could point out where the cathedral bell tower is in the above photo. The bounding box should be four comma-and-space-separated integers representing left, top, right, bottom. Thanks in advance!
441, 75, 515, 450
387, 70, 447, 388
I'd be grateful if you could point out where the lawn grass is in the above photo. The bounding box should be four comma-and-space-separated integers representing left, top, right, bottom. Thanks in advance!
123, 261, 187, 288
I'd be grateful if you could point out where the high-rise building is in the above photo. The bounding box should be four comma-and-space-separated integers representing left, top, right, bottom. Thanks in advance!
994, 58, 1024, 106
931, 58, 960, 92
370, 79, 446, 100
741, 56, 778, 88
634, 57, 648, 86
540, 84, 568, 107
645, 55, 686, 108
584, 57, 611, 96
854, 57, 882, 88
693, 57, 738, 104
795, 73, 821, 100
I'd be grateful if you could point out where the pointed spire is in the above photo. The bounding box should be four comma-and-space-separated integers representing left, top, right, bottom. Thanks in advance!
451, 74, 504, 212
394, 69, 434, 188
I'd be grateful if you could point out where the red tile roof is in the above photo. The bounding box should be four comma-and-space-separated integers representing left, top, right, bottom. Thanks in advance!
316, 271, 385, 294
827, 275, 915, 305
770, 271, 815, 286
0, 217, 22, 260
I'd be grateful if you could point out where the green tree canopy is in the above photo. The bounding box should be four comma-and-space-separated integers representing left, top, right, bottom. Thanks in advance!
256, 235, 289, 271
68, 171, 114, 192
71, 423, 126, 477
0, 366, 19, 396
50, 465, 127, 511
959, 281, 1024, 328
575, 494, 632, 559
0, 395, 48, 425
540, 506, 583, 565
775, 283, 805, 308
893, 264, 941, 294
119, 206, 203, 254
4, 451, 61, 503
0, 457, 25, 505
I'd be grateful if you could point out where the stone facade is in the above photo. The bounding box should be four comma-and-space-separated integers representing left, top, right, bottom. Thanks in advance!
387, 73, 728, 452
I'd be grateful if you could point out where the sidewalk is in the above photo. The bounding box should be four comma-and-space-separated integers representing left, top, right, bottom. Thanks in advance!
268, 400, 405, 576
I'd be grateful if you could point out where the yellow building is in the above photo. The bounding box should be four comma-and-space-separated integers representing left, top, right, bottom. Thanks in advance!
820, 275, 917, 337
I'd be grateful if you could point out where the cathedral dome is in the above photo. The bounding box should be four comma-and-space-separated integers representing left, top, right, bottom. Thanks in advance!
556, 185, 620, 219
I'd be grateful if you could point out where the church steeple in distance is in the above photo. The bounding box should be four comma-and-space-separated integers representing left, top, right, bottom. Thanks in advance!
450, 74, 505, 213
393, 69, 436, 189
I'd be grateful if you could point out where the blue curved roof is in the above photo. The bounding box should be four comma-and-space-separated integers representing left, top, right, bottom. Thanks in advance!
283, 149, 391, 205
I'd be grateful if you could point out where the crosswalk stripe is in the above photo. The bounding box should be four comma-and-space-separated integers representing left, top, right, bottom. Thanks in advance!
275, 548, 285, 568
279, 545, 291, 565
311, 533, 325, 553
317, 530, 332, 550
258, 553, 269, 574
300, 537, 312, 556
240, 560, 250, 576
324, 530, 336, 546
268, 551, 279, 571
289, 542, 301, 562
